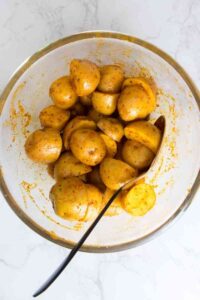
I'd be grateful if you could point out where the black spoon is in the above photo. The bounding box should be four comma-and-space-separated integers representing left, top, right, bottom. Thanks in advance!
33, 115, 165, 297
33, 188, 122, 297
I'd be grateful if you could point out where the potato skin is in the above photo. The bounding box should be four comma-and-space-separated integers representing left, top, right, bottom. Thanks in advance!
49, 76, 78, 109
124, 121, 162, 154
84, 184, 102, 221
122, 140, 154, 170
100, 158, 138, 190
39, 105, 70, 131
97, 118, 124, 142
118, 85, 156, 121
54, 152, 92, 180
70, 129, 106, 166
98, 65, 124, 93
102, 188, 123, 216
92, 91, 119, 115
99, 133, 117, 157
122, 183, 156, 216
25, 128, 62, 164
70, 59, 100, 96
63, 116, 96, 149
122, 77, 156, 103
47, 163, 55, 178
50, 177, 88, 221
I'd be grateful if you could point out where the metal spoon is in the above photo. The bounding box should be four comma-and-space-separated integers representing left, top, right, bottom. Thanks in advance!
33, 116, 165, 298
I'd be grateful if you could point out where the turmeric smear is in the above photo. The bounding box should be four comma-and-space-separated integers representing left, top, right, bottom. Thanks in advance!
73, 222, 84, 231
3, 82, 32, 142
17, 101, 32, 138
38, 188, 49, 202
20, 180, 37, 208
157, 178, 174, 196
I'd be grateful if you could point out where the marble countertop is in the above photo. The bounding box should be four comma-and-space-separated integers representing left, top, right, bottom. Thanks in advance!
0, 0, 200, 299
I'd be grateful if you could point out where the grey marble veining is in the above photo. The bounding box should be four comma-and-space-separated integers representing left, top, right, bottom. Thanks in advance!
0, 0, 200, 299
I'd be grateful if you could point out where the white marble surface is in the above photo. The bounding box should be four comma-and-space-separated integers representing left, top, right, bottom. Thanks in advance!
0, 0, 200, 299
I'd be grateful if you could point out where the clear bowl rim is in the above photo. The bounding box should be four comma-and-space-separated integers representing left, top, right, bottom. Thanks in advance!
0, 31, 200, 253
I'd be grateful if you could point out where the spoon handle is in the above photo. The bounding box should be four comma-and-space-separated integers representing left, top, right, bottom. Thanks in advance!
33, 188, 122, 297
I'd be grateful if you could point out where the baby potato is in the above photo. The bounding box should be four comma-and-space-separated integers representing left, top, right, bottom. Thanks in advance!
70, 101, 86, 118
80, 94, 92, 106
47, 163, 55, 178
97, 118, 124, 142
84, 184, 102, 221
102, 188, 123, 216
87, 108, 103, 123
122, 140, 154, 170
122, 183, 156, 216
63, 116, 96, 149
124, 121, 162, 154
70, 129, 106, 166
98, 65, 124, 93
25, 128, 62, 164
50, 177, 88, 221
92, 91, 119, 115
70, 59, 100, 96
87, 167, 106, 191
122, 77, 156, 104
54, 152, 92, 180
100, 158, 138, 190
118, 85, 156, 121
99, 133, 117, 157
49, 76, 78, 109
39, 105, 70, 131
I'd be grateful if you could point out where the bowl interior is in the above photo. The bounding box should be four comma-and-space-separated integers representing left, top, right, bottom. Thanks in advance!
0, 33, 200, 251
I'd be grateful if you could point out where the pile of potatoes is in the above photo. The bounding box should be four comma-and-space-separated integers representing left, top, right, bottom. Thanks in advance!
25, 59, 162, 222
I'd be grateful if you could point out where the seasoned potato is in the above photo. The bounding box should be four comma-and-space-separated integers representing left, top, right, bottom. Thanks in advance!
122, 140, 154, 170
98, 65, 124, 93
63, 116, 96, 149
25, 128, 62, 164
54, 152, 92, 180
122, 77, 156, 104
70, 129, 106, 166
97, 118, 124, 142
87, 167, 106, 191
70, 102, 86, 117
80, 95, 92, 106
118, 85, 156, 121
49, 76, 78, 109
122, 183, 156, 216
39, 105, 70, 131
102, 188, 123, 216
124, 121, 162, 154
100, 158, 138, 190
92, 91, 119, 115
87, 108, 103, 123
50, 177, 88, 221
70, 59, 100, 96
99, 133, 117, 157
84, 184, 102, 221
47, 163, 55, 178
